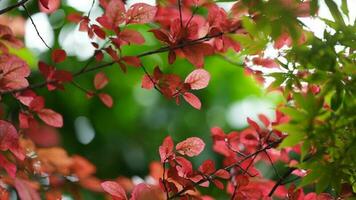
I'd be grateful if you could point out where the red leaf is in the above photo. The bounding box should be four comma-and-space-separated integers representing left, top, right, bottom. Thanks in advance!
215, 169, 230, 179
98, 93, 113, 108
94, 72, 109, 90
199, 160, 215, 175
105, 0, 126, 29
0, 54, 30, 92
39, 0, 49, 9
247, 117, 261, 132
149, 29, 170, 43
101, 181, 127, 200
159, 136, 174, 162
175, 137, 205, 157
0, 154, 16, 178
252, 57, 279, 68
126, 3, 157, 24
183, 92, 201, 110
121, 56, 141, 67
119, 29, 145, 45
0, 120, 25, 160
184, 69, 211, 90
182, 43, 213, 68
51, 49, 67, 63
212, 179, 224, 190
29, 96, 45, 112
141, 75, 154, 90
37, 109, 63, 128
38, 0, 60, 13
14, 178, 41, 200
175, 156, 193, 177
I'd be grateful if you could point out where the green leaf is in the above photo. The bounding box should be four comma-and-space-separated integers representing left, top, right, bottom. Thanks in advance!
341, 0, 349, 19
324, 0, 345, 26
276, 124, 306, 148
49, 9, 65, 29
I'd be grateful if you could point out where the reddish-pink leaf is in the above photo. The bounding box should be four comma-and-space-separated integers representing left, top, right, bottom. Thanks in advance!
126, 3, 157, 24
258, 114, 270, 127
14, 178, 41, 200
0, 120, 25, 160
149, 29, 170, 43
247, 117, 261, 132
182, 43, 213, 68
29, 96, 45, 112
51, 49, 67, 63
159, 136, 174, 162
0, 154, 16, 178
38, 0, 60, 13
253, 57, 279, 68
183, 92, 201, 110
199, 159, 215, 175
215, 169, 230, 179
105, 0, 126, 28
175, 156, 193, 177
94, 72, 109, 90
98, 93, 113, 108
101, 181, 127, 200
175, 137, 205, 157
141, 75, 154, 90
37, 109, 63, 128
130, 183, 165, 200
212, 179, 224, 190
119, 29, 145, 45
0, 54, 30, 92
121, 56, 141, 67
184, 69, 211, 90
39, 0, 49, 8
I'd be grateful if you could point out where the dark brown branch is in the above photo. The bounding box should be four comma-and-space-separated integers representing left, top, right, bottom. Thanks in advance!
0, 0, 30, 15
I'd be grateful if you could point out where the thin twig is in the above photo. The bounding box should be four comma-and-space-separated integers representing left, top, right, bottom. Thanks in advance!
22, 5, 52, 50
264, 150, 281, 179
87, 0, 95, 18
178, 0, 183, 28
0, 0, 30, 15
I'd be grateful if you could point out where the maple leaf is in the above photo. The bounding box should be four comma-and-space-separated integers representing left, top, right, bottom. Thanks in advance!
176, 137, 205, 157
185, 69, 211, 90
126, 3, 157, 24
0, 54, 30, 92
101, 181, 127, 200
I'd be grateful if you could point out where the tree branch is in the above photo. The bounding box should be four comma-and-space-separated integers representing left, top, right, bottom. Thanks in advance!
0, 0, 30, 15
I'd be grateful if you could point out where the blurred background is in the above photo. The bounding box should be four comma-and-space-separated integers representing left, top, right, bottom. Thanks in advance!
1, 0, 354, 199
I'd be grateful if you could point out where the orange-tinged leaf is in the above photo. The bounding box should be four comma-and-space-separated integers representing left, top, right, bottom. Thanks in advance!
141, 75, 154, 90
176, 137, 205, 157
37, 109, 63, 128
183, 92, 201, 110
94, 72, 109, 90
185, 69, 211, 90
